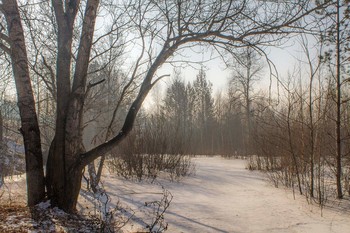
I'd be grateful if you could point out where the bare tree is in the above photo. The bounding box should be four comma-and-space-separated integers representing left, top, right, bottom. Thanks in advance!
0, 0, 46, 206
229, 47, 264, 155
321, 0, 350, 199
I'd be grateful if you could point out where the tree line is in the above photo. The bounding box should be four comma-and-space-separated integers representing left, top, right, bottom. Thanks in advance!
121, 67, 245, 156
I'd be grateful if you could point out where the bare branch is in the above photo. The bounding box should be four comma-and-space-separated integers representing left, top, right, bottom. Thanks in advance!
0, 42, 11, 54
151, 74, 171, 88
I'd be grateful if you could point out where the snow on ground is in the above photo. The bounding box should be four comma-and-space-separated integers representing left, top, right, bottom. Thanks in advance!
99, 156, 350, 233
1, 156, 350, 233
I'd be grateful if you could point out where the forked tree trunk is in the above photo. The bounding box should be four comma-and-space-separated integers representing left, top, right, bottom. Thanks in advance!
46, 82, 157, 212
45, 0, 100, 212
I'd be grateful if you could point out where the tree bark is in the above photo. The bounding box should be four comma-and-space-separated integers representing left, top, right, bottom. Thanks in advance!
45, 10, 74, 210
46, 0, 100, 212
335, 0, 343, 199
0, 110, 3, 142
2, 0, 45, 206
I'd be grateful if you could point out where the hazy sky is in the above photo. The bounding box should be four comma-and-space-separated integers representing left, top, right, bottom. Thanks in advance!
154, 38, 304, 93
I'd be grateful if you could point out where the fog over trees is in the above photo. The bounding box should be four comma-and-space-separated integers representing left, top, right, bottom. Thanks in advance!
0, 0, 349, 229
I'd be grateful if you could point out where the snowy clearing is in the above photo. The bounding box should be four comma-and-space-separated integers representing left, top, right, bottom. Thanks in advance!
95, 156, 350, 233
1, 156, 350, 233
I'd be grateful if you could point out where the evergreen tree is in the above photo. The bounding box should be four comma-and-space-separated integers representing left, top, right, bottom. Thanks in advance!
193, 67, 215, 154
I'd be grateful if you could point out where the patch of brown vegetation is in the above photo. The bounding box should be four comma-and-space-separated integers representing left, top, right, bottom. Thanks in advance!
0, 203, 100, 233
0, 204, 33, 232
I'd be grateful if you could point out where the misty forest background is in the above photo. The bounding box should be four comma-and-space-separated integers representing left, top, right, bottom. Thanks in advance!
2, 43, 350, 204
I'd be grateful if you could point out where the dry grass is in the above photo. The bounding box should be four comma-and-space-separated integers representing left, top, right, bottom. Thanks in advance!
0, 203, 100, 233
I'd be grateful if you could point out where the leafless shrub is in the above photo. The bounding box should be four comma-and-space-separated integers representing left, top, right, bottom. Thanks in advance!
246, 155, 263, 171
144, 187, 172, 233
81, 186, 135, 233
106, 129, 194, 181
108, 153, 195, 182
345, 168, 350, 196
266, 171, 281, 188
96, 191, 134, 233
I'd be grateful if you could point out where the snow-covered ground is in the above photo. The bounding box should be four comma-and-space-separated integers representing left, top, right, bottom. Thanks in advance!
1, 156, 350, 233
98, 156, 350, 233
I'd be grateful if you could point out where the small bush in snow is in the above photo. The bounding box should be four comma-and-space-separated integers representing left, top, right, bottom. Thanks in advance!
144, 187, 172, 233
108, 154, 195, 182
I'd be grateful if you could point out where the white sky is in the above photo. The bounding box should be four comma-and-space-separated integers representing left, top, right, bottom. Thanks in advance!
148, 37, 307, 104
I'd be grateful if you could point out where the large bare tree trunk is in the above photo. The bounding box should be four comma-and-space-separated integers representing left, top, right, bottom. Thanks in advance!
2, 0, 45, 206
45, 2, 75, 209
46, 0, 100, 212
